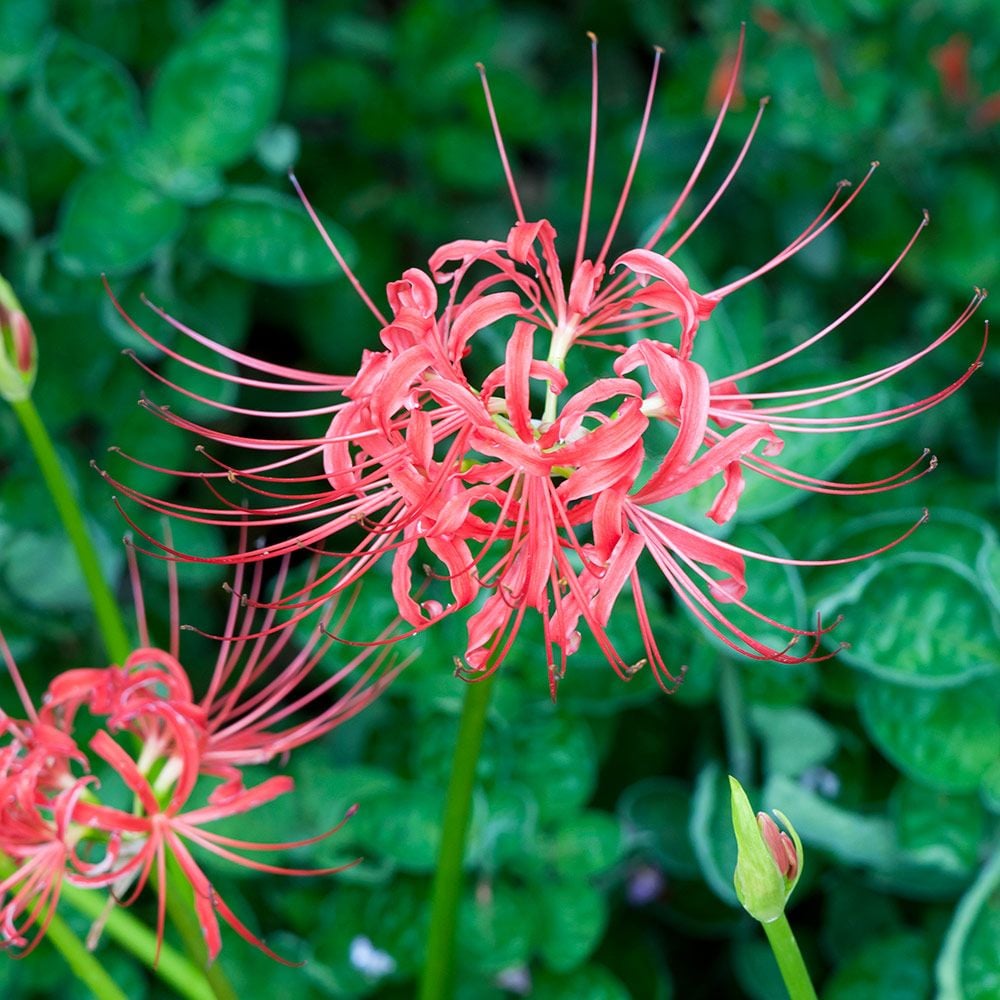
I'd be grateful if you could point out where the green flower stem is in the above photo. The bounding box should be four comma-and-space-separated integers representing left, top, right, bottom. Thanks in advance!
60, 883, 213, 1000
38, 910, 129, 1000
418, 671, 497, 1000
12, 393, 234, 1000
761, 912, 819, 1000
10, 395, 131, 663
719, 659, 753, 787
162, 853, 240, 1000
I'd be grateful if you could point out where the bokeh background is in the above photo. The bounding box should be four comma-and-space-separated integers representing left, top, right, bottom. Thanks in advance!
0, 0, 998, 997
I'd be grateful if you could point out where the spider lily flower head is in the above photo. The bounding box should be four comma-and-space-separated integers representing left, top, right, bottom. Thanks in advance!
99, 28, 986, 696
0, 546, 391, 961
0, 275, 37, 403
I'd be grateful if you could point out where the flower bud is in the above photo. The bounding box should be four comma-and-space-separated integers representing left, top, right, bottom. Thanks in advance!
729, 775, 803, 923
0, 276, 36, 402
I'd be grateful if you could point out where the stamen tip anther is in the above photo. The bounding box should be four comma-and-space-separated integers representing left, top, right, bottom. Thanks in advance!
921, 208, 930, 224
760, 95, 771, 107
586, 30, 597, 43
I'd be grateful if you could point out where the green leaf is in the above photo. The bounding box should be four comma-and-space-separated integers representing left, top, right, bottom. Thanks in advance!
936, 848, 1000, 1000
352, 783, 442, 872
750, 704, 838, 778
763, 775, 896, 871
818, 553, 1000, 688
537, 881, 607, 973
764, 775, 975, 897
56, 164, 184, 277
826, 933, 932, 1000
0, 0, 51, 89
510, 714, 598, 823
457, 881, 535, 975
192, 187, 356, 284
33, 33, 141, 163
148, 0, 284, 170
689, 762, 739, 906
858, 675, 1000, 793
548, 811, 624, 880
891, 779, 986, 876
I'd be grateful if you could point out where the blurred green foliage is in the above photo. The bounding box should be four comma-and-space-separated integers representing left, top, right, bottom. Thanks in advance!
0, 0, 998, 997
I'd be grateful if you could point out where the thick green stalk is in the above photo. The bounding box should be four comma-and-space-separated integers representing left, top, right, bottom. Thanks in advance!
11, 393, 234, 999
39, 910, 129, 1000
10, 395, 131, 663
418, 672, 497, 1000
162, 854, 240, 1000
61, 884, 214, 1000
761, 913, 819, 1000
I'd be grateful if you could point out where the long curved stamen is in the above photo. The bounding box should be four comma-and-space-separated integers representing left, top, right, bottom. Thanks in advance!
716, 211, 931, 385
642, 22, 747, 252
477, 62, 526, 223
595, 46, 664, 269
574, 32, 601, 273
288, 172, 388, 326
661, 96, 770, 259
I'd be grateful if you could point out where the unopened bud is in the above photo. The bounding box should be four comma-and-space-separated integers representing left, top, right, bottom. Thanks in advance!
0, 276, 36, 402
757, 811, 799, 882
729, 775, 804, 923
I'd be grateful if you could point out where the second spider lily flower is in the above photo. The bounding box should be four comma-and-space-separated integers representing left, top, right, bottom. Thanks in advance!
0, 544, 394, 961
99, 29, 985, 694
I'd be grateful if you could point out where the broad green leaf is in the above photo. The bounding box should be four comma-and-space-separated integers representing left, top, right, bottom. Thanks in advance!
618, 778, 700, 878
765, 774, 978, 897
689, 762, 739, 906
818, 553, 1000, 687
192, 187, 357, 284
547, 811, 624, 880
148, 0, 284, 170
891, 779, 986, 876
763, 774, 896, 870
537, 881, 607, 972
457, 881, 535, 975
510, 714, 598, 823
936, 848, 1000, 1000
750, 704, 838, 778
0, 188, 30, 242
33, 33, 141, 163
0, 0, 50, 89
56, 164, 184, 277
352, 783, 442, 872
858, 676, 1000, 793
826, 933, 931, 1000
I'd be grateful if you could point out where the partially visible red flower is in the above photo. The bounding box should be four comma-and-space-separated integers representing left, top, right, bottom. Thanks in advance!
0, 546, 391, 961
100, 30, 985, 695
932, 33, 1000, 130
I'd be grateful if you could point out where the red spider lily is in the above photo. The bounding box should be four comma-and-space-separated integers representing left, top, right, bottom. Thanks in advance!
99, 29, 986, 696
0, 549, 391, 960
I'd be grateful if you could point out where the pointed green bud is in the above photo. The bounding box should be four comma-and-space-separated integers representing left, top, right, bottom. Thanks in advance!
0, 276, 36, 402
729, 775, 804, 923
